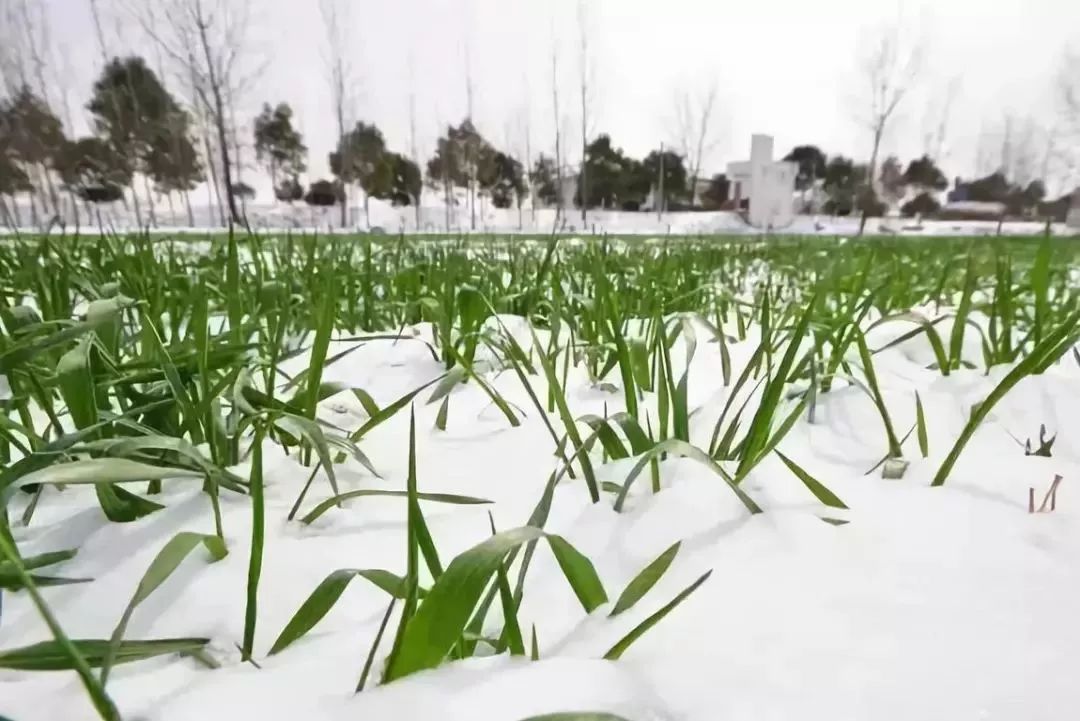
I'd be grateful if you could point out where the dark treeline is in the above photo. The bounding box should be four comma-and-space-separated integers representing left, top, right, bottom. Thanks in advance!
1, 52, 1074, 228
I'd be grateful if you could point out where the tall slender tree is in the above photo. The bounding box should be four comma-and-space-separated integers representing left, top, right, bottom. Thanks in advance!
253, 102, 307, 196
88, 55, 184, 226
853, 19, 923, 234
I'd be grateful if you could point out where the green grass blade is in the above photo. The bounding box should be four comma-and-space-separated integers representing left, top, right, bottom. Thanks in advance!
602, 570, 712, 660
102, 532, 226, 683
774, 451, 848, 509
609, 541, 680, 617
300, 490, 492, 525
545, 535, 608, 613
915, 391, 929, 458
383, 526, 545, 682
269, 569, 419, 656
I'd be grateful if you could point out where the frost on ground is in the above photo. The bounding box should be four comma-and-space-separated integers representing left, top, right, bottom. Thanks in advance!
2, 321, 1080, 721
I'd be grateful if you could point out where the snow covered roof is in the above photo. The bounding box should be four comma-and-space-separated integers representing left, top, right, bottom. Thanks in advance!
942, 201, 1006, 215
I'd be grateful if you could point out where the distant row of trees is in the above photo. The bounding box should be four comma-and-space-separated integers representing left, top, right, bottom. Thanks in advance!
0, 57, 203, 227
1, 52, 1073, 229
781, 144, 1068, 220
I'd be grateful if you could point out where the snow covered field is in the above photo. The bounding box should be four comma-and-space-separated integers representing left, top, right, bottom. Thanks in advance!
2, 198, 1075, 237
1, 233, 1078, 721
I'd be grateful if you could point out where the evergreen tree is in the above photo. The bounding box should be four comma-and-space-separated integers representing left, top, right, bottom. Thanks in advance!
577, 134, 646, 209
275, 178, 304, 203
387, 152, 422, 206
879, 156, 906, 204
480, 150, 526, 209
145, 109, 204, 224
643, 148, 688, 210
253, 102, 307, 193
530, 155, 559, 206
0, 85, 67, 219
822, 156, 867, 216
54, 137, 132, 203
88, 56, 185, 221
701, 173, 730, 210
783, 146, 828, 191
331, 121, 391, 222
903, 155, 948, 190
305, 179, 343, 206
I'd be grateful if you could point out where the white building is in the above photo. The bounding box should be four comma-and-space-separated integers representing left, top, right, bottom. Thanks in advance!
727, 134, 797, 229
1068, 189, 1080, 230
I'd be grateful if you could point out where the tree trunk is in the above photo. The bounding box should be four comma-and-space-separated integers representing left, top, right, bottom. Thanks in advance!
197, 21, 242, 226
444, 176, 451, 231
858, 126, 885, 237
0, 196, 12, 229
129, 181, 144, 228
470, 176, 476, 230
202, 131, 224, 226
68, 190, 81, 228
38, 163, 61, 219
143, 175, 157, 227
184, 190, 195, 227
580, 133, 587, 226
29, 191, 39, 227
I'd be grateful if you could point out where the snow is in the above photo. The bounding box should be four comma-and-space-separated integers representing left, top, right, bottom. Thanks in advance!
1, 197, 1074, 237
3, 318, 1080, 721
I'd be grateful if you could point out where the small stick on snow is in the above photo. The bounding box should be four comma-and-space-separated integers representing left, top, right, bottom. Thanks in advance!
1038, 475, 1062, 513
1029, 487, 1036, 514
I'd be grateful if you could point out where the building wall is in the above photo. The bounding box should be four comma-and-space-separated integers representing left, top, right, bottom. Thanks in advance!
749, 162, 797, 229
1068, 190, 1080, 230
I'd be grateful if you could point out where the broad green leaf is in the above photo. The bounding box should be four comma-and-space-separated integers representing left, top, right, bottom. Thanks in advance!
3, 459, 201, 496
0, 638, 208, 671
300, 489, 492, 525
384, 526, 545, 681
613, 439, 760, 515
269, 569, 423, 656
603, 570, 712, 660
775, 451, 848, 510
915, 392, 929, 458
102, 532, 226, 682
546, 535, 608, 613
609, 542, 680, 617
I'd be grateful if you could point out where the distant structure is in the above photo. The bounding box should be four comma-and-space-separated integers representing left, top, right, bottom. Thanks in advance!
557, 170, 578, 212
727, 134, 797, 229
1068, 189, 1080, 230
939, 201, 1006, 221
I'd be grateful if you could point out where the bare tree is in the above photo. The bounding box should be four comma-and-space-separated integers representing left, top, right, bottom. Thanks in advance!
19, 0, 62, 219
408, 53, 421, 229
921, 76, 960, 165
0, 0, 65, 222
1058, 49, 1080, 186
320, 0, 353, 228
127, 0, 257, 226
550, 29, 564, 226
670, 80, 719, 208
522, 73, 536, 227
463, 37, 477, 230
577, 0, 590, 226
853, 20, 923, 234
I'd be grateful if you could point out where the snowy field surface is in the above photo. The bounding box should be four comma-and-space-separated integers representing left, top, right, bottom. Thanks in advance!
1, 198, 1075, 237
1, 234, 1078, 721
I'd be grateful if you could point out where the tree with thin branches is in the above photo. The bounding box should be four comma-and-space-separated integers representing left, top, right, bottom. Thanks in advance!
670, 81, 720, 208
852, 20, 923, 234
253, 102, 307, 198
126, 0, 259, 226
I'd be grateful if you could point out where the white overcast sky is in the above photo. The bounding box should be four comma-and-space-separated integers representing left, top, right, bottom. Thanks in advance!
38, 0, 1080, 193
